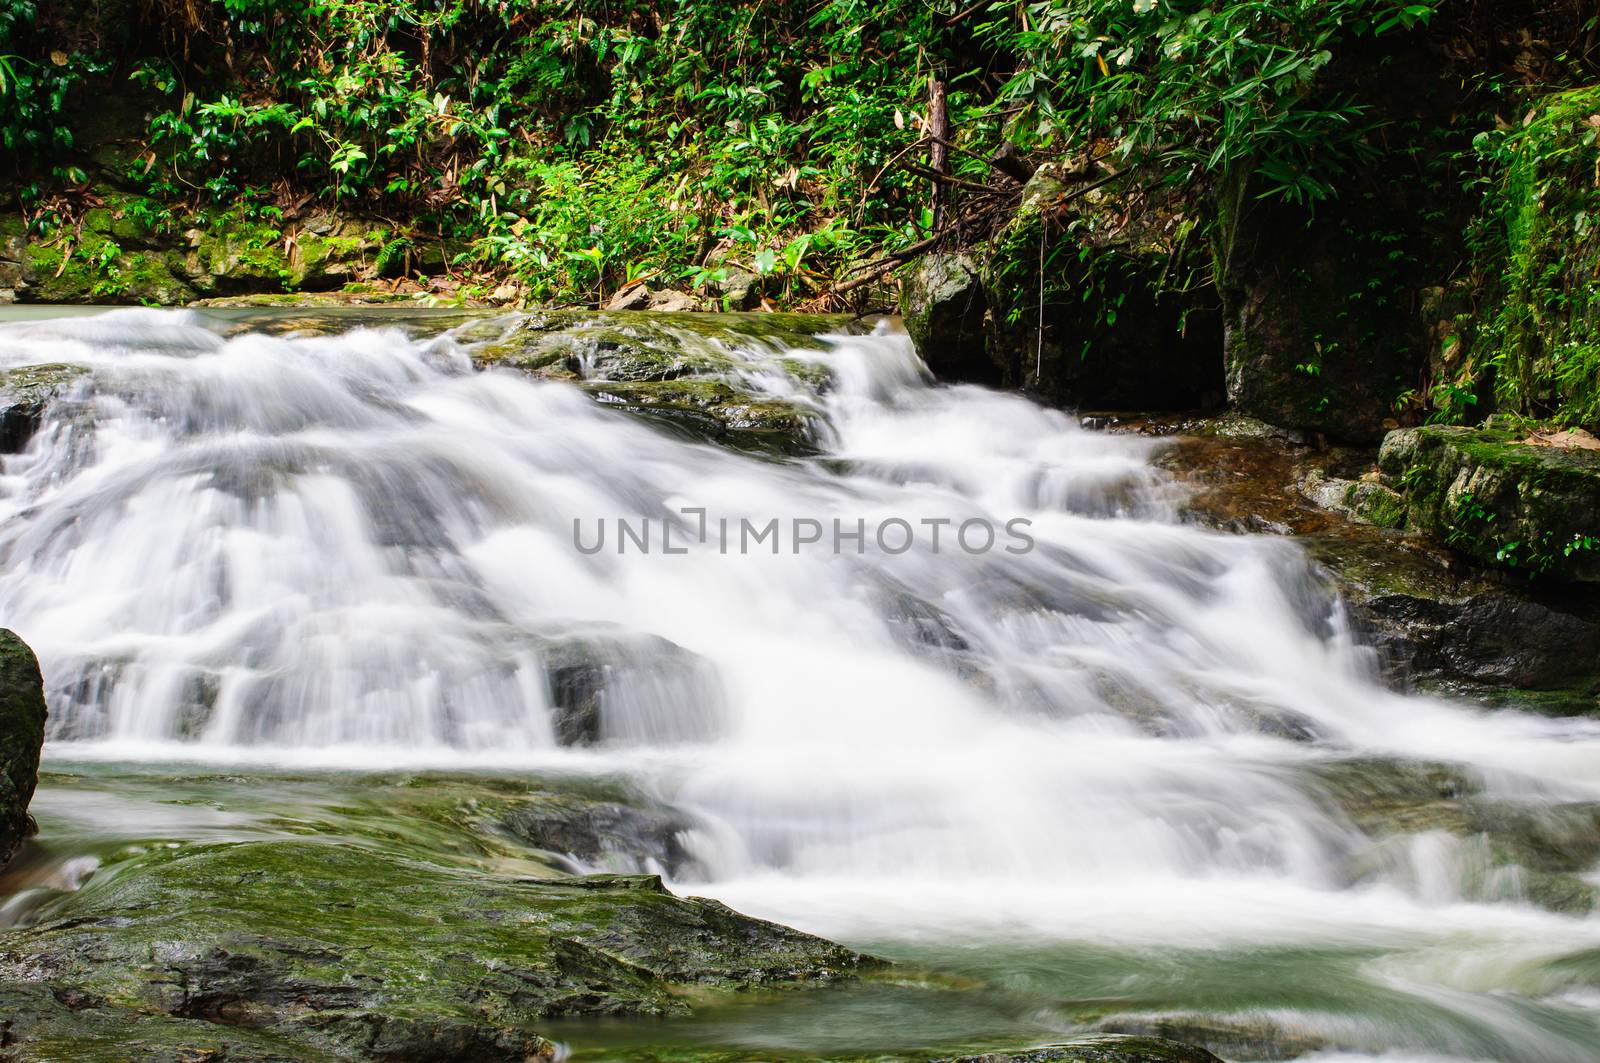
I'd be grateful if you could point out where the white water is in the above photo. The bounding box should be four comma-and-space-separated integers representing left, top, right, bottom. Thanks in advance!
2, 307, 1600, 1062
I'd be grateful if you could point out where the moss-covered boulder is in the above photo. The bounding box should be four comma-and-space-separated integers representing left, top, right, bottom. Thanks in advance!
0, 629, 47, 868
977, 163, 1223, 412
900, 252, 995, 384
0, 839, 875, 1062
0, 982, 340, 1063
474, 312, 830, 453
1377, 424, 1600, 580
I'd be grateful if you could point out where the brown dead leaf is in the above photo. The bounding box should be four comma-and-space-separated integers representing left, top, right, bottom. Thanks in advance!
1521, 427, 1600, 452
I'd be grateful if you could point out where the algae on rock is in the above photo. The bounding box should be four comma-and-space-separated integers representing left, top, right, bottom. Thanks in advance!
1378, 424, 1600, 581
1, 839, 875, 1062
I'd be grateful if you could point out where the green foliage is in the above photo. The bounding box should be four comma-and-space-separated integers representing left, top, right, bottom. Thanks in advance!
978, 0, 1439, 204
0, 0, 109, 177
1466, 84, 1600, 430
115, 0, 987, 300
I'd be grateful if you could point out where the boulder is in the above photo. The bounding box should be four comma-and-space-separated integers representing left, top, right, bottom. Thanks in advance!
900, 252, 996, 384
1378, 424, 1600, 581
474, 313, 829, 453
0, 839, 875, 1062
0, 363, 88, 453
645, 288, 701, 312
605, 281, 654, 311
710, 267, 766, 310
0, 629, 47, 868
1151, 415, 1600, 689
498, 793, 695, 876
538, 629, 723, 747
1322, 536, 1600, 688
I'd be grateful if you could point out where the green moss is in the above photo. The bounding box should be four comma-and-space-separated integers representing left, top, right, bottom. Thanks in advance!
1378, 425, 1600, 580
1467, 84, 1600, 429
1340, 480, 1407, 529
2, 838, 873, 1061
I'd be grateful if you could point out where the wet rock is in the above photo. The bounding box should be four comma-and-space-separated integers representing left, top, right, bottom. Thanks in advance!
1095, 1016, 1327, 1062
492, 326, 730, 383
1307, 757, 1600, 912
1298, 469, 1406, 529
0, 363, 88, 453
0, 982, 338, 1063
0, 839, 876, 1062
934, 1033, 1223, 1063
471, 313, 829, 452
1378, 424, 1600, 581
709, 267, 766, 311
583, 378, 818, 454
900, 252, 995, 385
498, 794, 695, 876
0, 630, 46, 870
1143, 416, 1600, 690
605, 281, 655, 311
1308, 534, 1600, 688
539, 630, 723, 747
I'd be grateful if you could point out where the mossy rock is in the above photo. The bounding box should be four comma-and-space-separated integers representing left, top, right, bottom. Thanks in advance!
476, 324, 733, 382
185, 221, 293, 295
0, 839, 876, 1061
475, 313, 829, 453
23, 238, 196, 305
583, 378, 818, 454
0, 629, 46, 868
1378, 424, 1600, 580
1302, 523, 1600, 688
0, 982, 340, 1063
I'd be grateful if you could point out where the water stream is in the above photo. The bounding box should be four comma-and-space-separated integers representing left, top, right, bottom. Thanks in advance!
2, 307, 1598, 1062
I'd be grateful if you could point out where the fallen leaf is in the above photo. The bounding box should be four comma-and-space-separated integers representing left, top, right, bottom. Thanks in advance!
1521, 428, 1600, 452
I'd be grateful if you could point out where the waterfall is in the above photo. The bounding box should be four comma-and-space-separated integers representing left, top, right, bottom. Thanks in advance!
4, 307, 1600, 1063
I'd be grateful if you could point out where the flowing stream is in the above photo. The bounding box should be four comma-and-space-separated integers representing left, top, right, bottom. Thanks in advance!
2, 307, 1600, 1062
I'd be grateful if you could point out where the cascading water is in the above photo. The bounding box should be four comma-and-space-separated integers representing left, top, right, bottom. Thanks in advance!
3, 307, 1600, 1063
